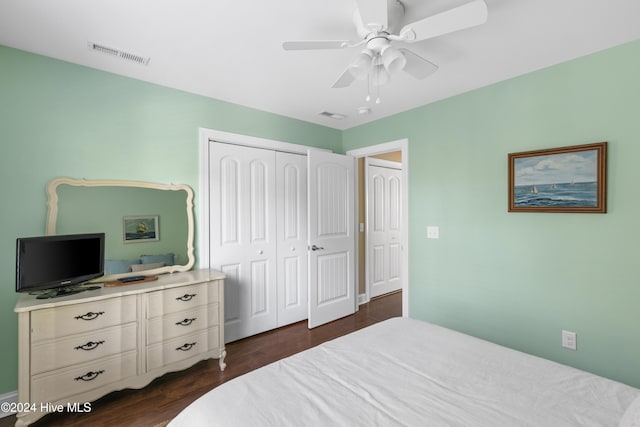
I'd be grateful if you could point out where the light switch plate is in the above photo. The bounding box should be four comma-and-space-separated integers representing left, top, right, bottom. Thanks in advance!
562, 330, 577, 350
426, 226, 439, 239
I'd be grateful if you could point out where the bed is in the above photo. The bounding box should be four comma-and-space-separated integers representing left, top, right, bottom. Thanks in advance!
169, 317, 640, 426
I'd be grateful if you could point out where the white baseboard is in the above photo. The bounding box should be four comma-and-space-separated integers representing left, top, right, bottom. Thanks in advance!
0, 390, 17, 418
358, 293, 369, 306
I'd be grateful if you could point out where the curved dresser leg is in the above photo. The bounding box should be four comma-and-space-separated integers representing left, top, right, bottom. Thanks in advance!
219, 349, 227, 371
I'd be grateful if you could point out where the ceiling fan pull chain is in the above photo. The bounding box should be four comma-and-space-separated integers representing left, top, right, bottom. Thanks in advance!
365, 60, 373, 102
373, 55, 382, 104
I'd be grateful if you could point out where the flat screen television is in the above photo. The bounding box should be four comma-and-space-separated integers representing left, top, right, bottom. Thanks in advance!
16, 233, 105, 298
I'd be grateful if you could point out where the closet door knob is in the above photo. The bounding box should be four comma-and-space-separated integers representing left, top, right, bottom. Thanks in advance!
258, 250, 263, 255
291, 247, 295, 252
310, 245, 324, 251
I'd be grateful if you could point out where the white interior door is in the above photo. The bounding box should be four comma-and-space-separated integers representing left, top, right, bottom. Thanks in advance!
366, 158, 402, 298
210, 142, 277, 342
307, 150, 356, 329
276, 152, 308, 326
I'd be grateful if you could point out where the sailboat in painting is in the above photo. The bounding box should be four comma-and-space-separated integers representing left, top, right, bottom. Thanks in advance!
530, 185, 538, 194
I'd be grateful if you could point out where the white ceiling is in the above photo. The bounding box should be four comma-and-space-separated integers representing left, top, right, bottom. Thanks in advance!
1, 0, 639, 130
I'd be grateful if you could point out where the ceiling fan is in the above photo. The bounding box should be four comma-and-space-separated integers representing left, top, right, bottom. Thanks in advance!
282, 0, 488, 103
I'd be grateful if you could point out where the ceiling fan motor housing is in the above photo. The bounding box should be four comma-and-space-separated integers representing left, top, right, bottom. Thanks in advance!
353, 0, 405, 38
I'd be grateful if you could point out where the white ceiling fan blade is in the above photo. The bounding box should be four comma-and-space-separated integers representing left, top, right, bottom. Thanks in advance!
399, 49, 438, 80
354, 0, 388, 32
400, 0, 488, 42
282, 41, 349, 51
332, 67, 357, 88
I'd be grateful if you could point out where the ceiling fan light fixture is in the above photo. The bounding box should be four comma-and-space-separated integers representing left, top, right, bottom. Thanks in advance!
349, 49, 373, 80
381, 46, 406, 74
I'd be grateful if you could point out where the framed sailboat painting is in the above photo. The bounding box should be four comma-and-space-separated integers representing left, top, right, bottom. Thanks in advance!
508, 142, 607, 213
123, 215, 159, 242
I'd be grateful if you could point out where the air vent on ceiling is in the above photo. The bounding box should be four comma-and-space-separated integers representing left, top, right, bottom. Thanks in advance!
319, 111, 346, 120
88, 41, 150, 66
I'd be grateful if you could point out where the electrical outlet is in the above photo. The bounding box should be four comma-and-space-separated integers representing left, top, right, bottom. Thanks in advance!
426, 226, 439, 239
562, 330, 577, 350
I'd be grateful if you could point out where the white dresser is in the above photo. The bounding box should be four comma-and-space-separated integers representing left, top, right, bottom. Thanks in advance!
13, 269, 225, 426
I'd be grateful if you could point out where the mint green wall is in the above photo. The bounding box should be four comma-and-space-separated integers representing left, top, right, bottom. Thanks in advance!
0, 45, 341, 394
343, 39, 640, 387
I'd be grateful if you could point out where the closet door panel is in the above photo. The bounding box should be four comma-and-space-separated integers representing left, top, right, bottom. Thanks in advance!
276, 152, 308, 326
220, 157, 240, 245
210, 143, 277, 343
250, 160, 269, 243
250, 260, 269, 316
283, 257, 301, 307
219, 264, 241, 328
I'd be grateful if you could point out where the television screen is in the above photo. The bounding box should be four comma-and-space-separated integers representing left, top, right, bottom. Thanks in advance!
16, 233, 105, 293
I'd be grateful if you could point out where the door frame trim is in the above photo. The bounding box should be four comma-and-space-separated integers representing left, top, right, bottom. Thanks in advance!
347, 139, 409, 317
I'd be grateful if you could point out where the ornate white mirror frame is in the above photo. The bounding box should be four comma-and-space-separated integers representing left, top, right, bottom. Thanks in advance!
46, 177, 195, 281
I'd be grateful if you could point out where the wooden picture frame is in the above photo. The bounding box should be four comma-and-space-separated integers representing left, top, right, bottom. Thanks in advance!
123, 215, 159, 242
508, 142, 607, 213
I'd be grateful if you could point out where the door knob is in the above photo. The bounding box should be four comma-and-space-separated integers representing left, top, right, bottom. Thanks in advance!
310, 245, 324, 251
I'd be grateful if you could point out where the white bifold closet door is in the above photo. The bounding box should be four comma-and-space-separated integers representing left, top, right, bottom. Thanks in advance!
276, 152, 308, 327
366, 158, 402, 298
210, 142, 307, 343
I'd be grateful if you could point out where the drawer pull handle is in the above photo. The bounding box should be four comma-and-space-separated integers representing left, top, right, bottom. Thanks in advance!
176, 317, 197, 326
74, 370, 105, 382
176, 342, 197, 351
74, 311, 105, 321
74, 340, 105, 351
176, 293, 196, 302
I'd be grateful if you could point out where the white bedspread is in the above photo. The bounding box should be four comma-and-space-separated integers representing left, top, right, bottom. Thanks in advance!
169, 318, 640, 427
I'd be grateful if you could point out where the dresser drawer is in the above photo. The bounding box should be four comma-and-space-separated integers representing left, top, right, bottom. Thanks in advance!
31, 296, 137, 342
147, 303, 219, 345
147, 281, 220, 318
147, 326, 220, 371
31, 351, 138, 404
31, 323, 137, 375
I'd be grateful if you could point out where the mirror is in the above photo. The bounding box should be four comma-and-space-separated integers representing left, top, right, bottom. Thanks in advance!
46, 177, 195, 281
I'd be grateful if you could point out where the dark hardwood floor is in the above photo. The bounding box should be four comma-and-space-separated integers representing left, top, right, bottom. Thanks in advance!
2, 291, 401, 427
